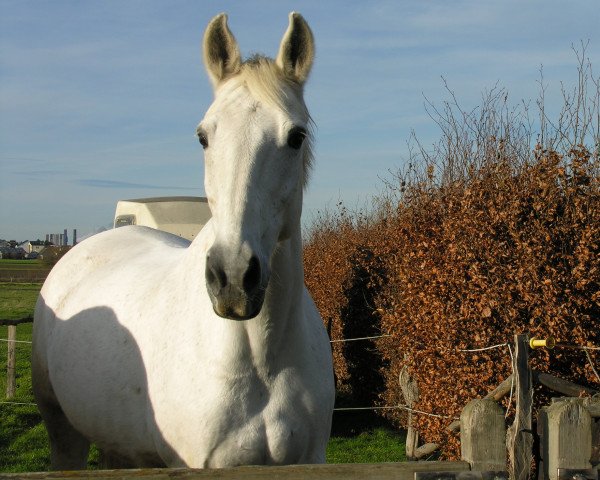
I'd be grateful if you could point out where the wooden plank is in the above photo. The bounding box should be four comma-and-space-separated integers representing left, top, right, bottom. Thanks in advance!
414, 443, 439, 460
591, 416, 599, 465
588, 403, 600, 418
537, 407, 547, 480
542, 400, 592, 480
535, 371, 598, 397
460, 399, 506, 470
447, 375, 513, 434
550, 396, 600, 418
0, 461, 471, 480
415, 471, 508, 480
484, 374, 515, 402
556, 469, 598, 480
506, 334, 533, 480
6, 325, 17, 399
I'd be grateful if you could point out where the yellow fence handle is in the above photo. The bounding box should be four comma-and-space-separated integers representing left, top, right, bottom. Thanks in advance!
529, 337, 555, 349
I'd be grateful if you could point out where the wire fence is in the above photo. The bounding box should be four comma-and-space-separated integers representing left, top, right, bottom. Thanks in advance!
2, 319, 599, 416
0, 338, 32, 344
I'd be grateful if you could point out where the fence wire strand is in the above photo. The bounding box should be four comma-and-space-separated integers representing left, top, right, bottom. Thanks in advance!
0, 338, 32, 344
458, 342, 509, 352
2, 324, 598, 419
558, 344, 600, 350
506, 342, 516, 418
334, 404, 459, 420
330, 334, 391, 343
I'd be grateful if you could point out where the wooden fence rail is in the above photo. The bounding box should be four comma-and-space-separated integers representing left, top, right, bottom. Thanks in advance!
0, 461, 471, 480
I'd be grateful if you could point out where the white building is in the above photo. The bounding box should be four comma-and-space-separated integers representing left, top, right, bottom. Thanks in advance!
46, 233, 66, 246
18, 240, 46, 254
114, 196, 211, 241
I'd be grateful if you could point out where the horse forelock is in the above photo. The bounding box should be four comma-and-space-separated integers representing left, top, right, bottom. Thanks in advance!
226, 55, 314, 188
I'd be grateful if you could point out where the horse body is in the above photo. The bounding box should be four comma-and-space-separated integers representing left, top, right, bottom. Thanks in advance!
32, 12, 334, 470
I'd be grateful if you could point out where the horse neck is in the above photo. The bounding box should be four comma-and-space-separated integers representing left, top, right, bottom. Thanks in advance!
187, 221, 305, 369
264, 222, 305, 317
244, 222, 305, 360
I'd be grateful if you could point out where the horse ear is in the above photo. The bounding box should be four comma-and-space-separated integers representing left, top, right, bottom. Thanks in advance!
203, 13, 242, 88
276, 12, 314, 85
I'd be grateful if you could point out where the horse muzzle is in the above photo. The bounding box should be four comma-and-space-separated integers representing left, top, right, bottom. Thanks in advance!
205, 245, 267, 320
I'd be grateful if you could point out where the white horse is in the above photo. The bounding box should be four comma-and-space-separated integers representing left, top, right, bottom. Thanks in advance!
32, 12, 334, 470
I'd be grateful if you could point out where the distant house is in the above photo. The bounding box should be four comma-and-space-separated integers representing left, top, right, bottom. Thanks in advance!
19, 240, 46, 254
0, 246, 26, 259
113, 196, 211, 241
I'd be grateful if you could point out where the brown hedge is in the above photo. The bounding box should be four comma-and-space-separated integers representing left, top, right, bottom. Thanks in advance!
303, 62, 599, 459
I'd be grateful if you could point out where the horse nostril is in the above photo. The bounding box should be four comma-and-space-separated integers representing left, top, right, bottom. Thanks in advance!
206, 255, 227, 292
243, 256, 261, 294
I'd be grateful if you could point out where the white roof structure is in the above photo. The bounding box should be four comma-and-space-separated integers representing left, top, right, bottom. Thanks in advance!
114, 196, 211, 241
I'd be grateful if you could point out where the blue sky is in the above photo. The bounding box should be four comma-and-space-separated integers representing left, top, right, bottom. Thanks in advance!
1, 1, 599, 241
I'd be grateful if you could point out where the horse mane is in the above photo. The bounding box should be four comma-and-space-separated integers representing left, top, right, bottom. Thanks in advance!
237, 54, 314, 187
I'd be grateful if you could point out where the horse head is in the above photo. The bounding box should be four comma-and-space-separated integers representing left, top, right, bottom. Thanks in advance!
198, 13, 314, 320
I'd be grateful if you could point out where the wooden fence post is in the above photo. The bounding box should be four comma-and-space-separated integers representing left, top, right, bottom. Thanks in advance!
591, 405, 599, 467
506, 334, 533, 480
6, 324, 17, 399
540, 399, 592, 480
399, 365, 419, 460
460, 398, 506, 470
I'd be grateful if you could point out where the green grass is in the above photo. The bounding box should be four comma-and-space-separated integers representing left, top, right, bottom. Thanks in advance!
0, 283, 103, 472
0, 283, 41, 319
0, 283, 406, 471
0, 260, 36, 265
0, 322, 35, 401
0, 283, 49, 472
0, 283, 40, 405
0, 261, 51, 283
326, 427, 406, 463
326, 409, 406, 463
0, 403, 49, 472
0, 260, 47, 273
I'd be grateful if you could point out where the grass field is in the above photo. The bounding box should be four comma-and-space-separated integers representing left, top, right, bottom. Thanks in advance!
0, 260, 46, 269
0, 260, 50, 283
0, 283, 40, 319
0, 282, 50, 471
0, 283, 406, 472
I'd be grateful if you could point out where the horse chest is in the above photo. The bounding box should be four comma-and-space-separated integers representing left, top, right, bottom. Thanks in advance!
205, 401, 309, 467
156, 366, 313, 467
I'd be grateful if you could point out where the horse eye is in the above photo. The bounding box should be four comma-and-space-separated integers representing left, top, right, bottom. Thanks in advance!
198, 133, 209, 149
287, 127, 306, 150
